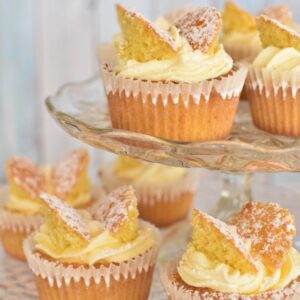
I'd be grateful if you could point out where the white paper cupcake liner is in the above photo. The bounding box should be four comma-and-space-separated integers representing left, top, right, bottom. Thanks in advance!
246, 66, 300, 99
0, 205, 43, 233
161, 258, 300, 300
0, 186, 42, 233
101, 64, 247, 108
99, 167, 199, 206
24, 221, 161, 288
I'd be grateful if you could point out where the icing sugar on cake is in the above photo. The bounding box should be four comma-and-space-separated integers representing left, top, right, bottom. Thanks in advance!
6, 156, 46, 198
230, 202, 296, 271
257, 14, 300, 51
41, 193, 90, 241
94, 185, 136, 233
261, 4, 292, 24
175, 7, 222, 53
164, 6, 195, 24
192, 209, 258, 274
52, 148, 89, 199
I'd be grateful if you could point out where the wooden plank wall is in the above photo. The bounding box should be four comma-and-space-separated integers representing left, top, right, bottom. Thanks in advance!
0, 0, 299, 186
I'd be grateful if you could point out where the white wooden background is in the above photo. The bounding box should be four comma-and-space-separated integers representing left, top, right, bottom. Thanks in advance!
0, 0, 299, 189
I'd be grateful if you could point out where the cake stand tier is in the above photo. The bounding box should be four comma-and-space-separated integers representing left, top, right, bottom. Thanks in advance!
46, 76, 300, 172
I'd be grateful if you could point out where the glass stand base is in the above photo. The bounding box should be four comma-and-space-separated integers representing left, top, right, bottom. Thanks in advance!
210, 173, 253, 221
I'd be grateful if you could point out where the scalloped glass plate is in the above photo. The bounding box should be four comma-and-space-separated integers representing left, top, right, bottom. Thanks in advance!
46, 76, 300, 172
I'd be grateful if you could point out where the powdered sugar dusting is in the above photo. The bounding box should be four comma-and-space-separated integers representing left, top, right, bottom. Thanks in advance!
6, 156, 46, 199
52, 148, 89, 199
175, 7, 222, 53
261, 4, 292, 24
195, 209, 257, 272
164, 6, 195, 24
259, 14, 300, 39
41, 193, 90, 241
94, 186, 136, 232
230, 202, 296, 270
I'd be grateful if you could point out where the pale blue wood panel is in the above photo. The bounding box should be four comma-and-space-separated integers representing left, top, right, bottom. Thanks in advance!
0, 0, 39, 181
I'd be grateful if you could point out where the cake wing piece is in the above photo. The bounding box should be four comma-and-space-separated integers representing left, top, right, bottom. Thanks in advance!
163, 6, 195, 25
52, 148, 89, 200
115, 4, 177, 62
40, 193, 90, 249
257, 15, 300, 51
229, 202, 296, 272
222, 1, 256, 34
260, 4, 292, 25
175, 7, 222, 54
191, 208, 258, 274
93, 185, 139, 242
6, 156, 46, 199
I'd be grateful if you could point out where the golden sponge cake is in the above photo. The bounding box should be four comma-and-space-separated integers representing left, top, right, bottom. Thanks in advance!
256, 14, 300, 51
6, 156, 46, 201
175, 7, 222, 54
230, 202, 296, 272
191, 208, 258, 274
115, 4, 177, 62
40, 193, 90, 252
52, 148, 90, 205
94, 186, 139, 243
223, 1, 256, 34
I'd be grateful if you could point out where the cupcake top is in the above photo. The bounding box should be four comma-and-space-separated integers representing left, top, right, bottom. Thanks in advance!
34, 186, 156, 265
177, 203, 300, 295
113, 156, 187, 188
4, 148, 92, 215
113, 4, 233, 82
253, 15, 300, 73
5, 157, 47, 215
222, 1, 297, 56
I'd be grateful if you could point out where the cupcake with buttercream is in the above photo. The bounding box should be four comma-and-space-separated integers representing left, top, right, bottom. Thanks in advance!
222, 1, 296, 62
100, 4, 247, 142
161, 202, 300, 299
0, 148, 95, 260
24, 186, 161, 300
246, 15, 300, 137
100, 156, 199, 227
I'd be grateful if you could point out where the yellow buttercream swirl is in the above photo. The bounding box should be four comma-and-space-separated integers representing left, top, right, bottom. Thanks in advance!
178, 245, 300, 294
5, 195, 41, 215
114, 26, 233, 82
114, 156, 186, 188
253, 46, 300, 73
34, 215, 155, 265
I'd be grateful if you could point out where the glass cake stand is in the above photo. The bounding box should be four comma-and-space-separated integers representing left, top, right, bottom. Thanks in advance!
46, 75, 300, 221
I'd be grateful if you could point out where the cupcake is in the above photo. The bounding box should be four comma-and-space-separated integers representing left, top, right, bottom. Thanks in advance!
24, 186, 161, 300
0, 148, 95, 260
0, 156, 46, 260
100, 156, 199, 227
222, 1, 295, 62
161, 202, 300, 299
100, 5, 247, 142
246, 15, 300, 137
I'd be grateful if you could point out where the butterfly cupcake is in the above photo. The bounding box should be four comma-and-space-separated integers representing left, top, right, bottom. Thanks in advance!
24, 186, 161, 300
100, 4, 247, 142
161, 202, 300, 299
